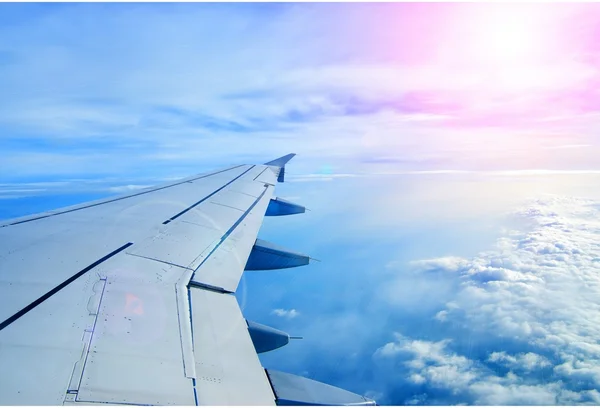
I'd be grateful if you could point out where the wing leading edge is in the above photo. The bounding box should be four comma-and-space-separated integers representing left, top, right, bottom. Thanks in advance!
0, 154, 375, 406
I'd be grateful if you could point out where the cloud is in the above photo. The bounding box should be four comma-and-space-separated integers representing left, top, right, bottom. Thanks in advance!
107, 184, 152, 193
542, 144, 593, 149
271, 308, 300, 319
372, 195, 600, 404
2, 4, 600, 180
374, 333, 562, 405
0, 178, 163, 203
283, 169, 600, 186
287, 173, 361, 183
488, 351, 551, 372
409, 256, 470, 273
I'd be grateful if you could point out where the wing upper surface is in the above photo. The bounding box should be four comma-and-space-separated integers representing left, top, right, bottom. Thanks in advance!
0, 154, 375, 406
0, 164, 272, 324
0, 160, 280, 405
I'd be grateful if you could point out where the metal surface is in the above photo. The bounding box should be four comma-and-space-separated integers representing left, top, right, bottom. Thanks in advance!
126, 218, 220, 270
74, 255, 195, 406
266, 197, 306, 216
0, 154, 376, 406
189, 185, 274, 292
0, 162, 271, 405
0, 264, 103, 404
266, 370, 376, 406
190, 288, 276, 405
247, 320, 290, 353
0, 165, 249, 228
0, 165, 253, 325
245, 239, 311, 270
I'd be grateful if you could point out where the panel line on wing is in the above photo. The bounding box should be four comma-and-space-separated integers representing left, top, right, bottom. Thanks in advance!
163, 165, 256, 225
192, 378, 199, 406
188, 281, 233, 294
175, 270, 196, 379
253, 167, 269, 181
180, 220, 220, 231
66, 277, 108, 396
2, 165, 246, 228
209, 202, 245, 212
126, 252, 193, 271
230, 190, 259, 198
187, 185, 269, 290
0, 242, 133, 332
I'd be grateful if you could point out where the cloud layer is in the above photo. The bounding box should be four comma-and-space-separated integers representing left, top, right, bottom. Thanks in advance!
375, 196, 600, 404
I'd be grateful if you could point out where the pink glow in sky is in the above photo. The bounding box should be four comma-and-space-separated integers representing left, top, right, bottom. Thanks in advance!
2, 3, 600, 178
341, 3, 596, 129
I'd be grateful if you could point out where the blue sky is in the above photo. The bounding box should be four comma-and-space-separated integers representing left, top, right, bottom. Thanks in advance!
3, 3, 600, 405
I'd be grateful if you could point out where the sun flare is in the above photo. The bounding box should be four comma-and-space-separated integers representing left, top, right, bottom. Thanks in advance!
457, 5, 555, 91
470, 7, 544, 67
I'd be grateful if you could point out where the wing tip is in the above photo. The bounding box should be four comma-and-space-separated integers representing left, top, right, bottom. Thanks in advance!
264, 153, 296, 167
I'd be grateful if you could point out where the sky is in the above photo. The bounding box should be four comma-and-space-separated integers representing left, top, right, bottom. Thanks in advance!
2, 2, 600, 405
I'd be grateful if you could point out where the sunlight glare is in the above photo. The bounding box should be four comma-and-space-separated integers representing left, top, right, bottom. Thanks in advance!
473, 9, 541, 64
466, 6, 550, 90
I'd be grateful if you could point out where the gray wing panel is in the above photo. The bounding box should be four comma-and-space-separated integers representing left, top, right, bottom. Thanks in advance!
0, 164, 248, 228
0, 260, 105, 405
73, 255, 196, 405
0, 165, 252, 325
120, 165, 276, 291
190, 288, 275, 405
189, 183, 274, 292
0, 162, 280, 405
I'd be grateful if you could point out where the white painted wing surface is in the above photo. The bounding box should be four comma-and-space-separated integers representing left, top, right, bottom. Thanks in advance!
0, 160, 279, 405
0, 154, 375, 406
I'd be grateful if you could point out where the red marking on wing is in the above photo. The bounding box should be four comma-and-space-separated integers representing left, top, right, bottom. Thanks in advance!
125, 293, 144, 315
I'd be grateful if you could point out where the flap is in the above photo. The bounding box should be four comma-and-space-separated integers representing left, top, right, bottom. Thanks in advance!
190, 288, 275, 405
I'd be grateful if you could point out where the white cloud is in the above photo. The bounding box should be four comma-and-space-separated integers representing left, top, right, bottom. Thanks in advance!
374, 333, 561, 405
486, 169, 600, 176
488, 351, 551, 372
379, 195, 600, 403
287, 173, 361, 183
434, 310, 448, 322
108, 184, 152, 193
409, 256, 470, 273
271, 308, 300, 319
0, 179, 163, 203
542, 144, 593, 149
285, 169, 600, 185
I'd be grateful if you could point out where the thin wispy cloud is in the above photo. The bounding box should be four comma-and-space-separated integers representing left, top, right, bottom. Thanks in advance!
542, 144, 593, 149
271, 308, 300, 319
107, 184, 153, 193
2, 3, 600, 181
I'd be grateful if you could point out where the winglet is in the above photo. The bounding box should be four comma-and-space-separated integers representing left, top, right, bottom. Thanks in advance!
264, 153, 296, 183
264, 153, 296, 167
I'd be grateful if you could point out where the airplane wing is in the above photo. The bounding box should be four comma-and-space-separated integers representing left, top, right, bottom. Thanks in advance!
0, 154, 375, 406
